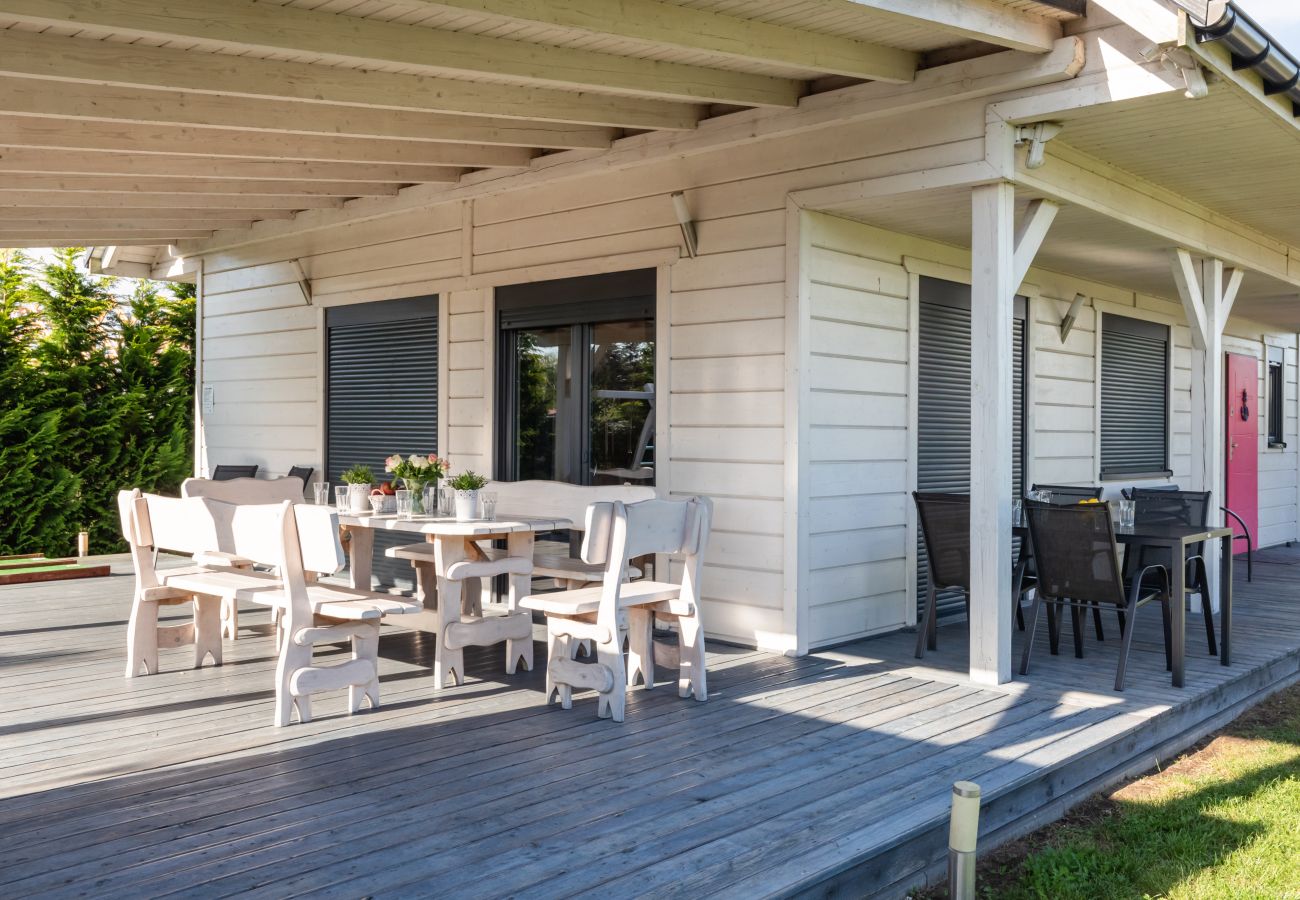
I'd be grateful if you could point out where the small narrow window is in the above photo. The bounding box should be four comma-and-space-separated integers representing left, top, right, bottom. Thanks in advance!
1267, 346, 1286, 448
1099, 313, 1171, 479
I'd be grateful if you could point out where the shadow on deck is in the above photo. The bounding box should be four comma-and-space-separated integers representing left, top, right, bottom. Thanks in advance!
0, 549, 1297, 898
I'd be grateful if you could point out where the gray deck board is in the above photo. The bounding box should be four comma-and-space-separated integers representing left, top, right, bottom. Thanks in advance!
2, 551, 1299, 898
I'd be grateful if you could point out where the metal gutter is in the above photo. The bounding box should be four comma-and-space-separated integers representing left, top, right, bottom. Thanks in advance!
1194, 1, 1300, 113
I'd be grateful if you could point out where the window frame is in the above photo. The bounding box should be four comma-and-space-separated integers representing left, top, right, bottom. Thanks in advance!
1097, 311, 1174, 481
1266, 344, 1286, 450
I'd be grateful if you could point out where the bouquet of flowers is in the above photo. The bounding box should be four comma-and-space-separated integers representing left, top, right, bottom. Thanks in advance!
384, 453, 449, 489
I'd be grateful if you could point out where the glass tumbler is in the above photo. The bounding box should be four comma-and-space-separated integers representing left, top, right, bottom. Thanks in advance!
423, 485, 438, 517
439, 485, 455, 517
1119, 499, 1136, 529
335, 485, 349, 511
396, 489, 414, 520
313, 482, 330, 505
481, 491, 498, 521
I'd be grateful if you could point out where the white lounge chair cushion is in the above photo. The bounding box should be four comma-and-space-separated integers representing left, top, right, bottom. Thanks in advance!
519, 580, 683, 617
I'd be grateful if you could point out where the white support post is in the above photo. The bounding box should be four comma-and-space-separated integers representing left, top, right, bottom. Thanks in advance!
1172, 251, 1245, 611
969, 182, 1016, 685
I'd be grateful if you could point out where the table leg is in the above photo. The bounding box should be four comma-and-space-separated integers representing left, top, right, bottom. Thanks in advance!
433, 535, 467, 690
348, 526, 374, 591
504, 530, 534, 675
1220, 533, 1232, 667
1170, 538, 1185, 688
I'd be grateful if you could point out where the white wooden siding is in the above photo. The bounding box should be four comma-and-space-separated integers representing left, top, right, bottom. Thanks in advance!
797, 212, 913, 648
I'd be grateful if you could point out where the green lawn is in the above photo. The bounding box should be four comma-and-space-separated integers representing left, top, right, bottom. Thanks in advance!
944, 685, 1300, 899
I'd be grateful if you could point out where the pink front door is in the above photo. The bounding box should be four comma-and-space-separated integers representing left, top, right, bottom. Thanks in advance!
1225, 353, 1258, 551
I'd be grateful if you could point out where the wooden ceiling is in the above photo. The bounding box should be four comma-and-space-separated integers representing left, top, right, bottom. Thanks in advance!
0, 0, 1075, 248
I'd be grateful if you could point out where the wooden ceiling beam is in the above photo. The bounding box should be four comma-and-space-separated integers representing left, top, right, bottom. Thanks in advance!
0, 186, 354, 207
0, 78, 617, 150
0, 230, 215, 244
0, 149, 459, 184
0, 0, 797, 107
0, 116, 535, 168
0, 206, 295, 221
6, 218, 261, 231
0, 30, 700, 131
408, 0, 917, 82
839, 0, 1061, 53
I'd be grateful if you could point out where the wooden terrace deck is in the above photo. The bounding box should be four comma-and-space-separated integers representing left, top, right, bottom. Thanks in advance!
1, 550, 1298, 898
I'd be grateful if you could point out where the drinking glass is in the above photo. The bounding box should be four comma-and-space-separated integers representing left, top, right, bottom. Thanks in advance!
396, 489, 414, 520
423, 485, 438, 517
335, 485, 349, 511
1011, 498, 1023, 527
439, 485, 455, 517
481, 491, 498, 521
313, 482, 330, 505
1119, 499, 1136, 529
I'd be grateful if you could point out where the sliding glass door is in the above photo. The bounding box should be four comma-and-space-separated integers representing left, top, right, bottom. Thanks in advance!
497, 271, 655, 486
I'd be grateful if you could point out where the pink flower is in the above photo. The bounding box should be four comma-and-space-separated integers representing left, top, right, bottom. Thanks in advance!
384, 454, 402, 472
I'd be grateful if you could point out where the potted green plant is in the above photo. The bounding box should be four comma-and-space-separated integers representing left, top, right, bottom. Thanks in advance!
447, 471, 489, 521
384, 453, 449, 516
340, 464, 374, 514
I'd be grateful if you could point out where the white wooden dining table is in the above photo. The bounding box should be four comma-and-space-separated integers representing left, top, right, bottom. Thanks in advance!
336, 511, 571, 640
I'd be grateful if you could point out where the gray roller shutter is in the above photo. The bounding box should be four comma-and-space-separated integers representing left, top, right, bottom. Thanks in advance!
916, 277, 1026, 621
1100, 313, 1170, 478
326, 296, 438, 589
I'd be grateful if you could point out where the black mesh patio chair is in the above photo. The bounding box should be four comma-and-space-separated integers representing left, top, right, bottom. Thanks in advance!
1019, 483, 1105, 635
1030, 483, 1104, 505
1021, 500, 1171, 691
1122, 483, 1252, 583
913, 492, 1031, 659
212, 465, 258, 481
1130, 488, 1218, 656
287, 466, 314, 486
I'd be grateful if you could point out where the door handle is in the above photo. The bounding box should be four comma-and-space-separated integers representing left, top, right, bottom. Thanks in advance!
1230, 439, 1238, 460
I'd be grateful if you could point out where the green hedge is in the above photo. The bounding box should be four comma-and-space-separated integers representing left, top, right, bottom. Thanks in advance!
0, 249, 195, 555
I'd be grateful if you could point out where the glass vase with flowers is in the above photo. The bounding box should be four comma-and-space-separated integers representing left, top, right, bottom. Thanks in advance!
384, 453, 449, 516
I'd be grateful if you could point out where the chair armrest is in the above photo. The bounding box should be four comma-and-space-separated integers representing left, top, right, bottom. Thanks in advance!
1220, 507, 1252, 547
1129, 563, 1168, 605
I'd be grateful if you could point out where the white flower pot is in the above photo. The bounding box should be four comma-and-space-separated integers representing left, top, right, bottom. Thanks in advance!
347, 483, 372, 514
454, 489, 479, 522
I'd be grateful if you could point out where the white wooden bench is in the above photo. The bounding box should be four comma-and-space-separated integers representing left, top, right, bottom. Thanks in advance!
117, 489, 223, 677
145, 494, 417, 724
180, 476, 319, 638
479, 481, 655, 586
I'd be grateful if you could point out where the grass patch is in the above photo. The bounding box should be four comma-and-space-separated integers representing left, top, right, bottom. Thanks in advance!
914, 684, 1300, 899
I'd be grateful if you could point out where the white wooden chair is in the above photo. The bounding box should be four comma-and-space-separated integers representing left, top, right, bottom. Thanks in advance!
117, 489, 223, 677
227, 500, 393, 726
180, 476, 312, 639
520, 496, 712, 723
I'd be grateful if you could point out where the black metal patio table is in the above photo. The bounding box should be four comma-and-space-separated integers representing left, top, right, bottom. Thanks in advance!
1013, 521, 1233, 687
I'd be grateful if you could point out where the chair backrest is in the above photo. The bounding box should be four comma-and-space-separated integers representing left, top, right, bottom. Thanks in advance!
181, 476, 304, 505
126, 490, 345, 574
1030, 483, 1103, 505
1023, 500, 1125, 606
913, 492, 970, 591
221, 500, 315, 633
287, 466, 314, 486
212, 464, 258, 481
487, 479, 656, 531
1122, 483, 1181, 500
1131, 488, 1210, 529
581, 497, 712, 626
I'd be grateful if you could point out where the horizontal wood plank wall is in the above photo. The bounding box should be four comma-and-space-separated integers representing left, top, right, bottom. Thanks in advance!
800, 212, 911, 647
198, 207, 459, 475
444, 288, 491, 475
